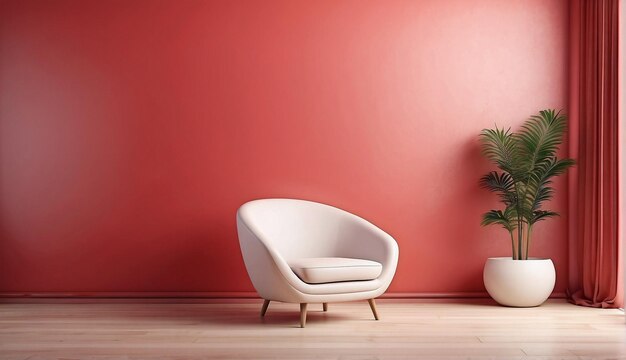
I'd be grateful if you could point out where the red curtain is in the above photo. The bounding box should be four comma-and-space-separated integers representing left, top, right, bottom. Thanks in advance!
568, 0, 622, 308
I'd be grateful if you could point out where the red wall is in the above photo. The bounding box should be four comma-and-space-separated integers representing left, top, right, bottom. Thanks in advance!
0, 0, 570, 296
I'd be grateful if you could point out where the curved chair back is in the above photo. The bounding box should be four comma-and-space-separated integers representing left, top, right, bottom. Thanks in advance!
237, 198, 352, 261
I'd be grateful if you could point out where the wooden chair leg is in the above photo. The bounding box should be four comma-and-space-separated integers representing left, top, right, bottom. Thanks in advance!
368, 299, 379, 320
300, 303, 308, 328
260, 300, 270, 317
323, 303, 328, 312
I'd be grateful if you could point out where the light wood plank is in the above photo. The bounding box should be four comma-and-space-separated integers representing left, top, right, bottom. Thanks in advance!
0, 299, 623, 359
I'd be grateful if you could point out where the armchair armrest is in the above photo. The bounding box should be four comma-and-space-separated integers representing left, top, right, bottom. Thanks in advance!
335, 213, 399, 287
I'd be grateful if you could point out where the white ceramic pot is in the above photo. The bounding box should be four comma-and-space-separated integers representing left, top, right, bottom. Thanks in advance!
483, 257, 556, 307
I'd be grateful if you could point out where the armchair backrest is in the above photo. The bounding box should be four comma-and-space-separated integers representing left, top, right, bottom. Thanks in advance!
237, 198, 353, 261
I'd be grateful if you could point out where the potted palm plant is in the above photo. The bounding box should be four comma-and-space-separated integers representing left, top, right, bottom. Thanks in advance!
479, 109, 575, 307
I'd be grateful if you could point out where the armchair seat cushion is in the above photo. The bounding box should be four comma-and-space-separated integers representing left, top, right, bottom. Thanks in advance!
288, 257, 383, 284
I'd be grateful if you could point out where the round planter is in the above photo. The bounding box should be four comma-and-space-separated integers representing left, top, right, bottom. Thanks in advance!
483, 257, 556, 307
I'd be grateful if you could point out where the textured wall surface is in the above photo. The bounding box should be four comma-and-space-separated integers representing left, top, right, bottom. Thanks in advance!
0, 0, 569, 296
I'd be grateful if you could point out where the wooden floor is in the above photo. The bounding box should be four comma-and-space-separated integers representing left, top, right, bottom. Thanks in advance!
0, 299, 625, 359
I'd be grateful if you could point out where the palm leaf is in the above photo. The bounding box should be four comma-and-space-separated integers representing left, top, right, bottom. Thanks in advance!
524, 157, 575, 220
479, 171, 517, 205
516, 110, 568, 174
481, 208, 517, 232
479, 126, 518, 176
531, 210, 559, 223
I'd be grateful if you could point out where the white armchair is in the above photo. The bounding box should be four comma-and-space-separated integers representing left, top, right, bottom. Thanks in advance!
236, 198, 399, 327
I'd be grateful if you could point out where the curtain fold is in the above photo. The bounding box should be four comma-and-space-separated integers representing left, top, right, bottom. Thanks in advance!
568, 0, 622, 308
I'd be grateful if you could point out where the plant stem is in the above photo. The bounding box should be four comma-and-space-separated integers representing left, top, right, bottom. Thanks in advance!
510, 231, 516, 260
520, 223, 528, 260
517, 218, 523, 260
526, 225, 533, 260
